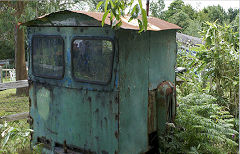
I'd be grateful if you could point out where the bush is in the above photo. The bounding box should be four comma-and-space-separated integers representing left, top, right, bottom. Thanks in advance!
0, 120, 31, 153
159, 93, 238, 153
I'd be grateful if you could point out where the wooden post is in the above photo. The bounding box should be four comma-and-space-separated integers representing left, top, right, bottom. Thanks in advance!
146, 0, 150, 16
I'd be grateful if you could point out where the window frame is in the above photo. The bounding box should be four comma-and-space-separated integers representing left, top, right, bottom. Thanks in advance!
31, 35, 65, 79
71, 36, 115, 85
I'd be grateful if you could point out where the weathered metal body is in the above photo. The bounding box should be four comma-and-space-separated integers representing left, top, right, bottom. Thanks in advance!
24, 10, 180, 154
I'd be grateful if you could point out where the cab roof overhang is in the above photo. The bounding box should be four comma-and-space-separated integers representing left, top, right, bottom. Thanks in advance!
22, 10, 181, 31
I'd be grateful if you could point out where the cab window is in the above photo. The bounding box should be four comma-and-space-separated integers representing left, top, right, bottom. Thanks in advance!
32, 36, 64, 79
72, 38, 114, 84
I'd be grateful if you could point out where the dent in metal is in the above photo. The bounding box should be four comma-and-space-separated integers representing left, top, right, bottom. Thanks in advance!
36, 87, 50, 120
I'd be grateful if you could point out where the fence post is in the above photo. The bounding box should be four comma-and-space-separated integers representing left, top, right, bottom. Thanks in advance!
0, 66, 2, 83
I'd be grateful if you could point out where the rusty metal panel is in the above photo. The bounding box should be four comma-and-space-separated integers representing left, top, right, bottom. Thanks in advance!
28, 26, 119, 153
148, 90, 157, 134
155, 81, 176, 135
22, 10, 181, 31
118, 30, 149, 153
26, 15, 179, 153
148, 30, 177, 90
30, 83, 119, 153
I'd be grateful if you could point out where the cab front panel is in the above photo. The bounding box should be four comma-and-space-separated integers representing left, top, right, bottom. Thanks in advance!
28, 26, 119, 153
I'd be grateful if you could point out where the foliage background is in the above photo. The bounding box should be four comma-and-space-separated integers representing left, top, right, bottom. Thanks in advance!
0, 0, 238, 60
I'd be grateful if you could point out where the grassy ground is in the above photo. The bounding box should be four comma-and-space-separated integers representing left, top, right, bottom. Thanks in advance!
0, 89, 29, 117
0, 88, 31, 153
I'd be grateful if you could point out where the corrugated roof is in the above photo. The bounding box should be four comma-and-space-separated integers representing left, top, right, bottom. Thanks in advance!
23, 10, 181, 31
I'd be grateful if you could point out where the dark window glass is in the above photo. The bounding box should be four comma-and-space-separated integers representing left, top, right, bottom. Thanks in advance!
72, 39, 114, 84
32, 36, 64, 78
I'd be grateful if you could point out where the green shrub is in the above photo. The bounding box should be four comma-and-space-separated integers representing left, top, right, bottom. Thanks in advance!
0, 121, 31, 153
159, 93, 238, 153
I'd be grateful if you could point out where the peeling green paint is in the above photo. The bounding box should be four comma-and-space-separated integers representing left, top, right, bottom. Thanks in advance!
36, 87, 50, 121
26, 12, 178, 154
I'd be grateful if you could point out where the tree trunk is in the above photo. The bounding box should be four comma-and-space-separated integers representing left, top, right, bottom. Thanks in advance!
15, 1, 28, 96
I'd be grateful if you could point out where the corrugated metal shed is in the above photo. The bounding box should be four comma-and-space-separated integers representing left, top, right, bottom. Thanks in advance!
22, 10, 181, 31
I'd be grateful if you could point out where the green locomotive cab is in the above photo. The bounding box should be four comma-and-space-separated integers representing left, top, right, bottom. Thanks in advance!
23, 10, 181, 154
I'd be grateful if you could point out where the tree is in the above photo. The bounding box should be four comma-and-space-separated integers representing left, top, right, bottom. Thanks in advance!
87, 0, 103, 11
200, 5, 227, 24
0, 4, 15, 60
15, 1, 28, 96
168, 0, 184, 13
182, 4, 196, 20
183, 19, 201, 37
227, 8, 239, 23
158, 0, 197, 34
168, 10, 191, 31
0, 1, 28, 95
163, 0, 184, 19
230, 12, 239, 32
96, 0, 148, 32
188, 22, 239, 116
175, 22, 239, 153
150, 0, 165, 18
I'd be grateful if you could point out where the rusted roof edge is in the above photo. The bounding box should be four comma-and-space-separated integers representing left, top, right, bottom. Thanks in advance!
21, 10, 181, 31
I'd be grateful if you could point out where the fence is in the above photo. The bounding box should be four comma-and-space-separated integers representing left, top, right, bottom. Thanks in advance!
0, 66, 2, 83
0, 80, 29, 120
0, 79, 29, 152
0, 61, 29, 123
0, 80, 29, 150
1, 68, 16, 82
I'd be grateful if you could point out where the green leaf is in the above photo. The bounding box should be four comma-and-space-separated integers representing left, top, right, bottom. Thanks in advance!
2, 131, 11, 147
102, 9, 110, 27
115, 20, 122, 29
109, 0, 114, 8
138, 0, 143, 9
137, 19, 143, 33
117, 8, 121, 18
104, 0, 110, 12
119, 1, 126, 10
128, 17, 134, 23
96, 1, 103, 10
128, 0, 134, 6
141, 9, 147, 31
130, 4, 137, 16
110, 11, 114, 22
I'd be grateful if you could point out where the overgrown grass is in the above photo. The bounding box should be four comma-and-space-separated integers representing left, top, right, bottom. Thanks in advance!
2, 78, 14, 83
0, 89, 31, 153
0, 89, 28, 116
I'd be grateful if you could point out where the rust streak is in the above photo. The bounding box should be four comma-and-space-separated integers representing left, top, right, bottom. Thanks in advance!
102, 150, 109, 154
88, 97, 92, 102
114, 131, 118, 139
148, 90, 156, 134
63, 140, 67, 153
